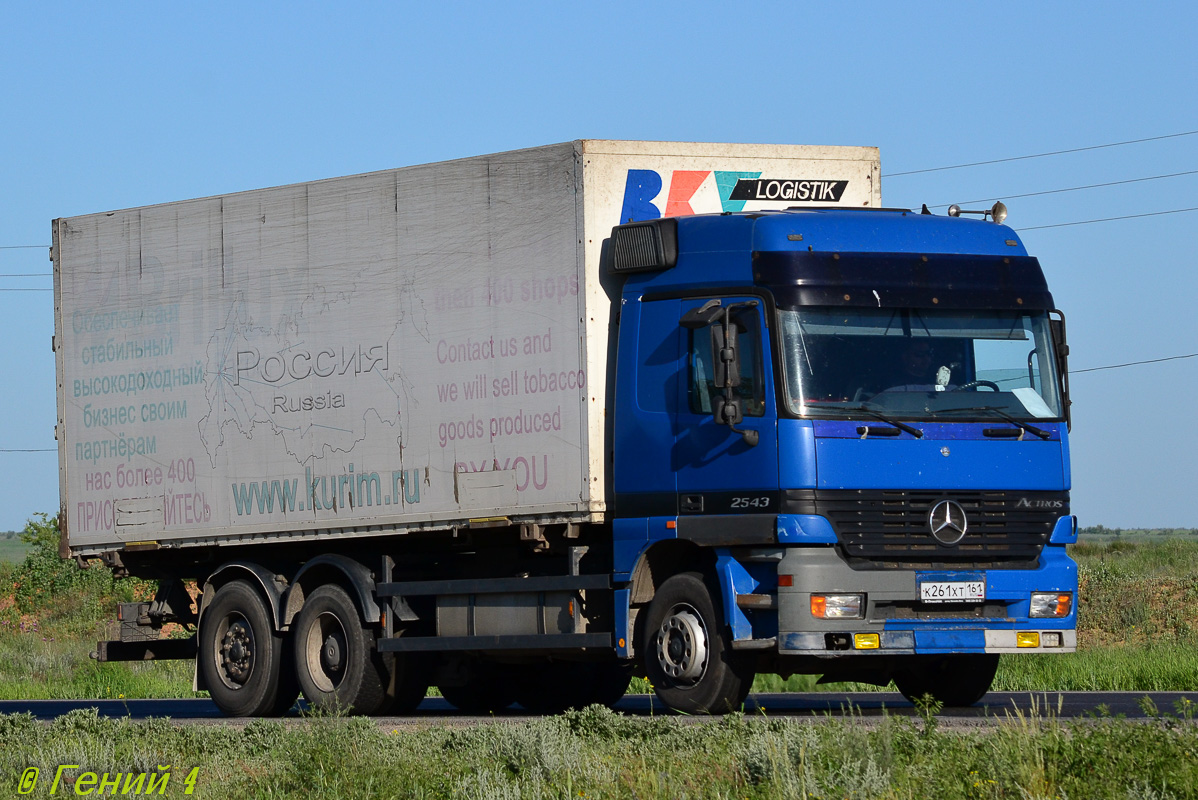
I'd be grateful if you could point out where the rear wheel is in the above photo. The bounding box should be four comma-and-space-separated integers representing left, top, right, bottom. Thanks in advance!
894, 654, 999, 707
373, 651, 432, 716
293, 584, 386, 715
270, 650, 301, 716
640, 572, 754, 714
199, 580, 288, 717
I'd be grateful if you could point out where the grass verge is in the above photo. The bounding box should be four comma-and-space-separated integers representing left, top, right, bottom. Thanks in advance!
4, 704, 1198, 799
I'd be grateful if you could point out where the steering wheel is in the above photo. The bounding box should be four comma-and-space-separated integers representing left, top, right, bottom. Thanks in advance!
950, 380, 1000, 392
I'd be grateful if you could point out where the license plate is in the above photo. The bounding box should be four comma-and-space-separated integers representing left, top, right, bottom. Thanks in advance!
919, 581, 985, 603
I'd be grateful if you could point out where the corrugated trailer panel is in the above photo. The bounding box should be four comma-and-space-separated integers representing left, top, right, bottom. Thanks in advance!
55, 140, 881, 555
57, 144, 595, 553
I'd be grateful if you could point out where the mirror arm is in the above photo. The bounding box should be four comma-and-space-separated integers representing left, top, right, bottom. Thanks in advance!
730, 422, 759, 447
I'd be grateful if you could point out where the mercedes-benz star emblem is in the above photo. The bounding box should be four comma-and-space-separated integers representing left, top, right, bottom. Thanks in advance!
928, 500, 968, 545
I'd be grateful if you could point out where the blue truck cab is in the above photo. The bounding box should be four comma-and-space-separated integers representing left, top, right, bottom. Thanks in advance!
609, 207, 1077, 712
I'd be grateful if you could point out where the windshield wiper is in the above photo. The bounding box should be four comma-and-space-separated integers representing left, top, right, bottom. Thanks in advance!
845, 405, 924, 438
942, 406, 1051, 440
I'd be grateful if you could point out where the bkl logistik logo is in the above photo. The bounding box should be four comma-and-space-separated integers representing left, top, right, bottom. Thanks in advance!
619, 169, 849, 224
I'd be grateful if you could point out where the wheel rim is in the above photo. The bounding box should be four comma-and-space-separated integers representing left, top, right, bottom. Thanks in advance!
214, 612, 255, 690
304, 610, 349, 694
654, 603, 709, 685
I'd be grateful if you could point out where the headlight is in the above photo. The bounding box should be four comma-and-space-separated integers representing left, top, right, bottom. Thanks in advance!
1030, 592, 1073, 618
810, 594, 864, 619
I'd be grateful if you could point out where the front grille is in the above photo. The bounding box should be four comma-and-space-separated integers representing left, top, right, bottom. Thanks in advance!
784, 489, 1067, 569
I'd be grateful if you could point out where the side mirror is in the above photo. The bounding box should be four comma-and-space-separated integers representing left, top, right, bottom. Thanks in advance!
716, 397, 759, 446
680, 298, 760, 447
710, 322, 742, 389
714, 396, 743, 426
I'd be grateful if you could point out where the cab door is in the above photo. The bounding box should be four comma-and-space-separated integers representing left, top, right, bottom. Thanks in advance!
673, 296, 780, 543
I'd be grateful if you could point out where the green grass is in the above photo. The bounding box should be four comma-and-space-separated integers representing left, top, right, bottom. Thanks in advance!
0, 535, 31, 564
1072, 535, 1198, 577
994, 645, 1198, 692
0, 516, 200, 701
1071, 538, 1198, 649
0, 623, 199, 701
3, 705, 1198, 799
1079, 526, 1198, 539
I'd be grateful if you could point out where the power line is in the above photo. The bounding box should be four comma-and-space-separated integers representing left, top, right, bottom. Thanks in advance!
0, 288, 52, 292
928, 169, 1198, 208
1016, 207, 1198, 231
1073, 352, 1198, 375
0, 245, 49, 250
0, 273, 51, 277
884, 130, 1198, 178
0, 448, 54, 453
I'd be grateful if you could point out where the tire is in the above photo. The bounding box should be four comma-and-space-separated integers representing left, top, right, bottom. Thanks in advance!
639, 572, 754, 714
372, 652, 431, 716
438, 660, 517, 714
199, 580, 288, 717
894, 654, 999, 707
293, 584, 386, 715
269, 649, 301, 716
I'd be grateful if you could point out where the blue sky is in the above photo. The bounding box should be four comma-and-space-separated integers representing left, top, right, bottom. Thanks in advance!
1, 2, 1195, 530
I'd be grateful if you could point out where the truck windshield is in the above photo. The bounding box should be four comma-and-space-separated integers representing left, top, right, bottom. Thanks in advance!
778, 307, 1064, 421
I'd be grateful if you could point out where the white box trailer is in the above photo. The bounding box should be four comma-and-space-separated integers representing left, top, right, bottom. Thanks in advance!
55, 140, 880, 556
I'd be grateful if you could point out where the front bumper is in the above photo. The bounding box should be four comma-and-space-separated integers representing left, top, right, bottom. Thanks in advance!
774, 544, 1077, 656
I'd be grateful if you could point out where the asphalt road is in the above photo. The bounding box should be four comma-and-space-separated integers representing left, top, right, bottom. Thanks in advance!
0, 692, 1193, 724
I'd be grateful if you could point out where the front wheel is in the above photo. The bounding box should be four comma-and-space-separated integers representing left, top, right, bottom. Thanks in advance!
640, 572, 754, 714
893, 654, 999, 707
199, 580, 289, 717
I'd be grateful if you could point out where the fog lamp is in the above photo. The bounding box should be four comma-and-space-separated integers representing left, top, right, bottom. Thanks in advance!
1041, 632, 1063, 648
854, 633, 880, 650
810, 594, 864, 619
1030, 592, 1073, 618
1016, 631, 1040, 648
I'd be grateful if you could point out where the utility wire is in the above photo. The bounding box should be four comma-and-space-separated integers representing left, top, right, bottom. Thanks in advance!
0, 245, 49, 250
0, 448, 54, 453
928, 169, 1198, 209
884, 130, 1198, 178
1073, 352, 1198, 375
0, 273, 51, 277
0, 288, 51, 292
1016, 207, 1198, 231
